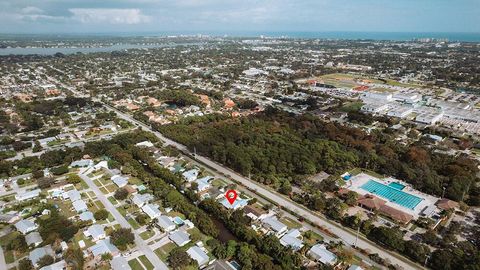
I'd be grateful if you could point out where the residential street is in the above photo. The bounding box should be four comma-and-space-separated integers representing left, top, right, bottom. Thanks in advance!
79, 173, 168, 270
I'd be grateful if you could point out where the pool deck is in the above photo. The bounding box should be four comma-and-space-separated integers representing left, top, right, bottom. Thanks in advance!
345, 173, 439, 218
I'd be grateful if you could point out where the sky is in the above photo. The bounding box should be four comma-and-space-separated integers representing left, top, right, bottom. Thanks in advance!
0, 0, 479, 34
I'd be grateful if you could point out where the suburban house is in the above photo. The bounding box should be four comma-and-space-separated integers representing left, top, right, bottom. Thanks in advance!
29, 245, 54, 267
142, 203, 162, 219
64, 189, 81, 201
14, 219, 38, 234
169, 230, 191, 247
79, 211, 96, 222
243, 205, 273, 220
132, 193, 154, 207
39, 260, 67, 270
280, 229, 304, 251
135, 141, 154, 148
15, 189, 41, 201
111, 256, 132, 270
72, 199, 88, 213
0, 213, 20, 224
308, 244, 337, 265
220, 197, 248, 210
182, 169, 199, 182
157, 215, 176, 232
194, 176, 212, 192
186, 246, 210, 267
25, 232, 43, 247
89, 238, 119, 257
70, 159, 94, 168
84, 224, 106, 242
111, 175, 129, 187
262, 217, 288, 237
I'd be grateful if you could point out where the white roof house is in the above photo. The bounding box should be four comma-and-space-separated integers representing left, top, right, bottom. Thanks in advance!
142, 203, 161, 219
79, 211, 95, 222
93, 161, 109, 171
89, 238, 119, 257
84, 224, 106, 242
182, 169, 199, 182
15, 219, 38, 234
194, 177, 211, 192
25, 232, 43, 247
70, 159, 94, 168
348, 265, 364, 270
157, 215, 176, 232
64, 189, 81, 202
169, 230, 191, 247
73, 200, 88, 213
39, 260, 66, 270
186, 246, 209, 266
111, 175, 129, 187
280, 229, 304, 251
262, 217, 288, 237
132, 193, 154, 207
308, 244, 337, 265
135, 141, 154, 148
111, 256, 131, 270
220, 197, 248, 210
15, 189, 41, 201
29, 245, 54, 267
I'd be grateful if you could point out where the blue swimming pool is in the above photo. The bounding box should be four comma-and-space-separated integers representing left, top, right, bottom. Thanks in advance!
388, 182, 405, 190
361, 180, 422, 210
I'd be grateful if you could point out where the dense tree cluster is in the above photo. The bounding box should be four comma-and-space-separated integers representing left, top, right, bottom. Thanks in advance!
158, 110, 479, 203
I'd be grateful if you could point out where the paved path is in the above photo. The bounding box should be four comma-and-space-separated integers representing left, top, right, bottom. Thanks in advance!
79, 173, 168, 270
0, 246, 7, 270
105, 104, 424, 270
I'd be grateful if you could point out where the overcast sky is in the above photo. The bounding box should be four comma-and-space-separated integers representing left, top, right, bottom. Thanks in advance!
0, 0, 478, 34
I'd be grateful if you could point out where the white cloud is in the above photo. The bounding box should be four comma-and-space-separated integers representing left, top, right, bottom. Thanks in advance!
21, 6, 44, 14
69, 8, 151, 24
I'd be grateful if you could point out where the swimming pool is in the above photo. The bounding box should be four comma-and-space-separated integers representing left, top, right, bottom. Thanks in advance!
388, 182, 405, 190
361, 180, 422, 210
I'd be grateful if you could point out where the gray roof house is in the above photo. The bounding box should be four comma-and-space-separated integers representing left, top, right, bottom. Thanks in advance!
262, 217, 288, 237
15, 189, 41, 201
111, 256, 132, 270
111, 175, 129, 187
187, 246, 209, 266
308, 244, 337, 265
132, 193, 154, 207
169, 230, 191, 247
142, 203, 161, 219
64, 189, 81, 202
14, 219, 38, 234
280, 229, 304, 251
25, 232, 43, 247
39, 260, 66, 270
29, 245, 54, 267
72, 200, 88, 213
84, 224, 106, 242
157, 215, 176, 232
89, 238, 119, 257
70, 159, 94, 168
79, 211, 95, 222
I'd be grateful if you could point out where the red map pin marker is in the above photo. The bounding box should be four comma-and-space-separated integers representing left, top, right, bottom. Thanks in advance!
225, 190, 238, 205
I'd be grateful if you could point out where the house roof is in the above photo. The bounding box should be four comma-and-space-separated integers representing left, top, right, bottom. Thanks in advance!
86, 224, 105, 240
262, 217, 287, 233
357, 195, 386, 210
182, 169, 199, 181
243, 205, 266, 218
132, 193, 153, 206
379, 205, 414, 224
112, 175, 129, 187
15, 189, 41, 201
66, 189, 81, 201
187, 246, 209, 266
436, 199, 459, 210
348, 265, 364, 270
39, 260, 66, 270
89, 238, 119, 257
79, 211, 95, 222
280, 231, 304, 251
169, 230, 190, 246
157, 215, 176, 230
29, 245, 54, 265
73, 200, 88, 213
309, 244, 337, 265
142, 203, 161, 219
25, 232, 42, 246
221, 197, 248, 210
15, 219, 37, 234
111, 256, 131, 270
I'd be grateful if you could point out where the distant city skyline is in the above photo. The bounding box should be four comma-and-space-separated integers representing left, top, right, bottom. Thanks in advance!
0, 0, 479, 34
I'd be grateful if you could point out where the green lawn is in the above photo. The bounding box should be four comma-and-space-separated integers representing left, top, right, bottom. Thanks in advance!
155, 242, 176, 261
139, 230, 155, 240
138, 255, 154, 270
93, 179, 102, 187
105, 184, 118, 193
128, 258, 145, 270
4, 250, 15, 263
100, 187, 109, 194
127, 218, 140, 229
108, 196, 119, 205
279, 217, 302, 229
303, 230, 324, 245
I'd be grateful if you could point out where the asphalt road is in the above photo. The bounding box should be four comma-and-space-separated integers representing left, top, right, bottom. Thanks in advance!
104, 104, 424, 270
79, 173, 168, 270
